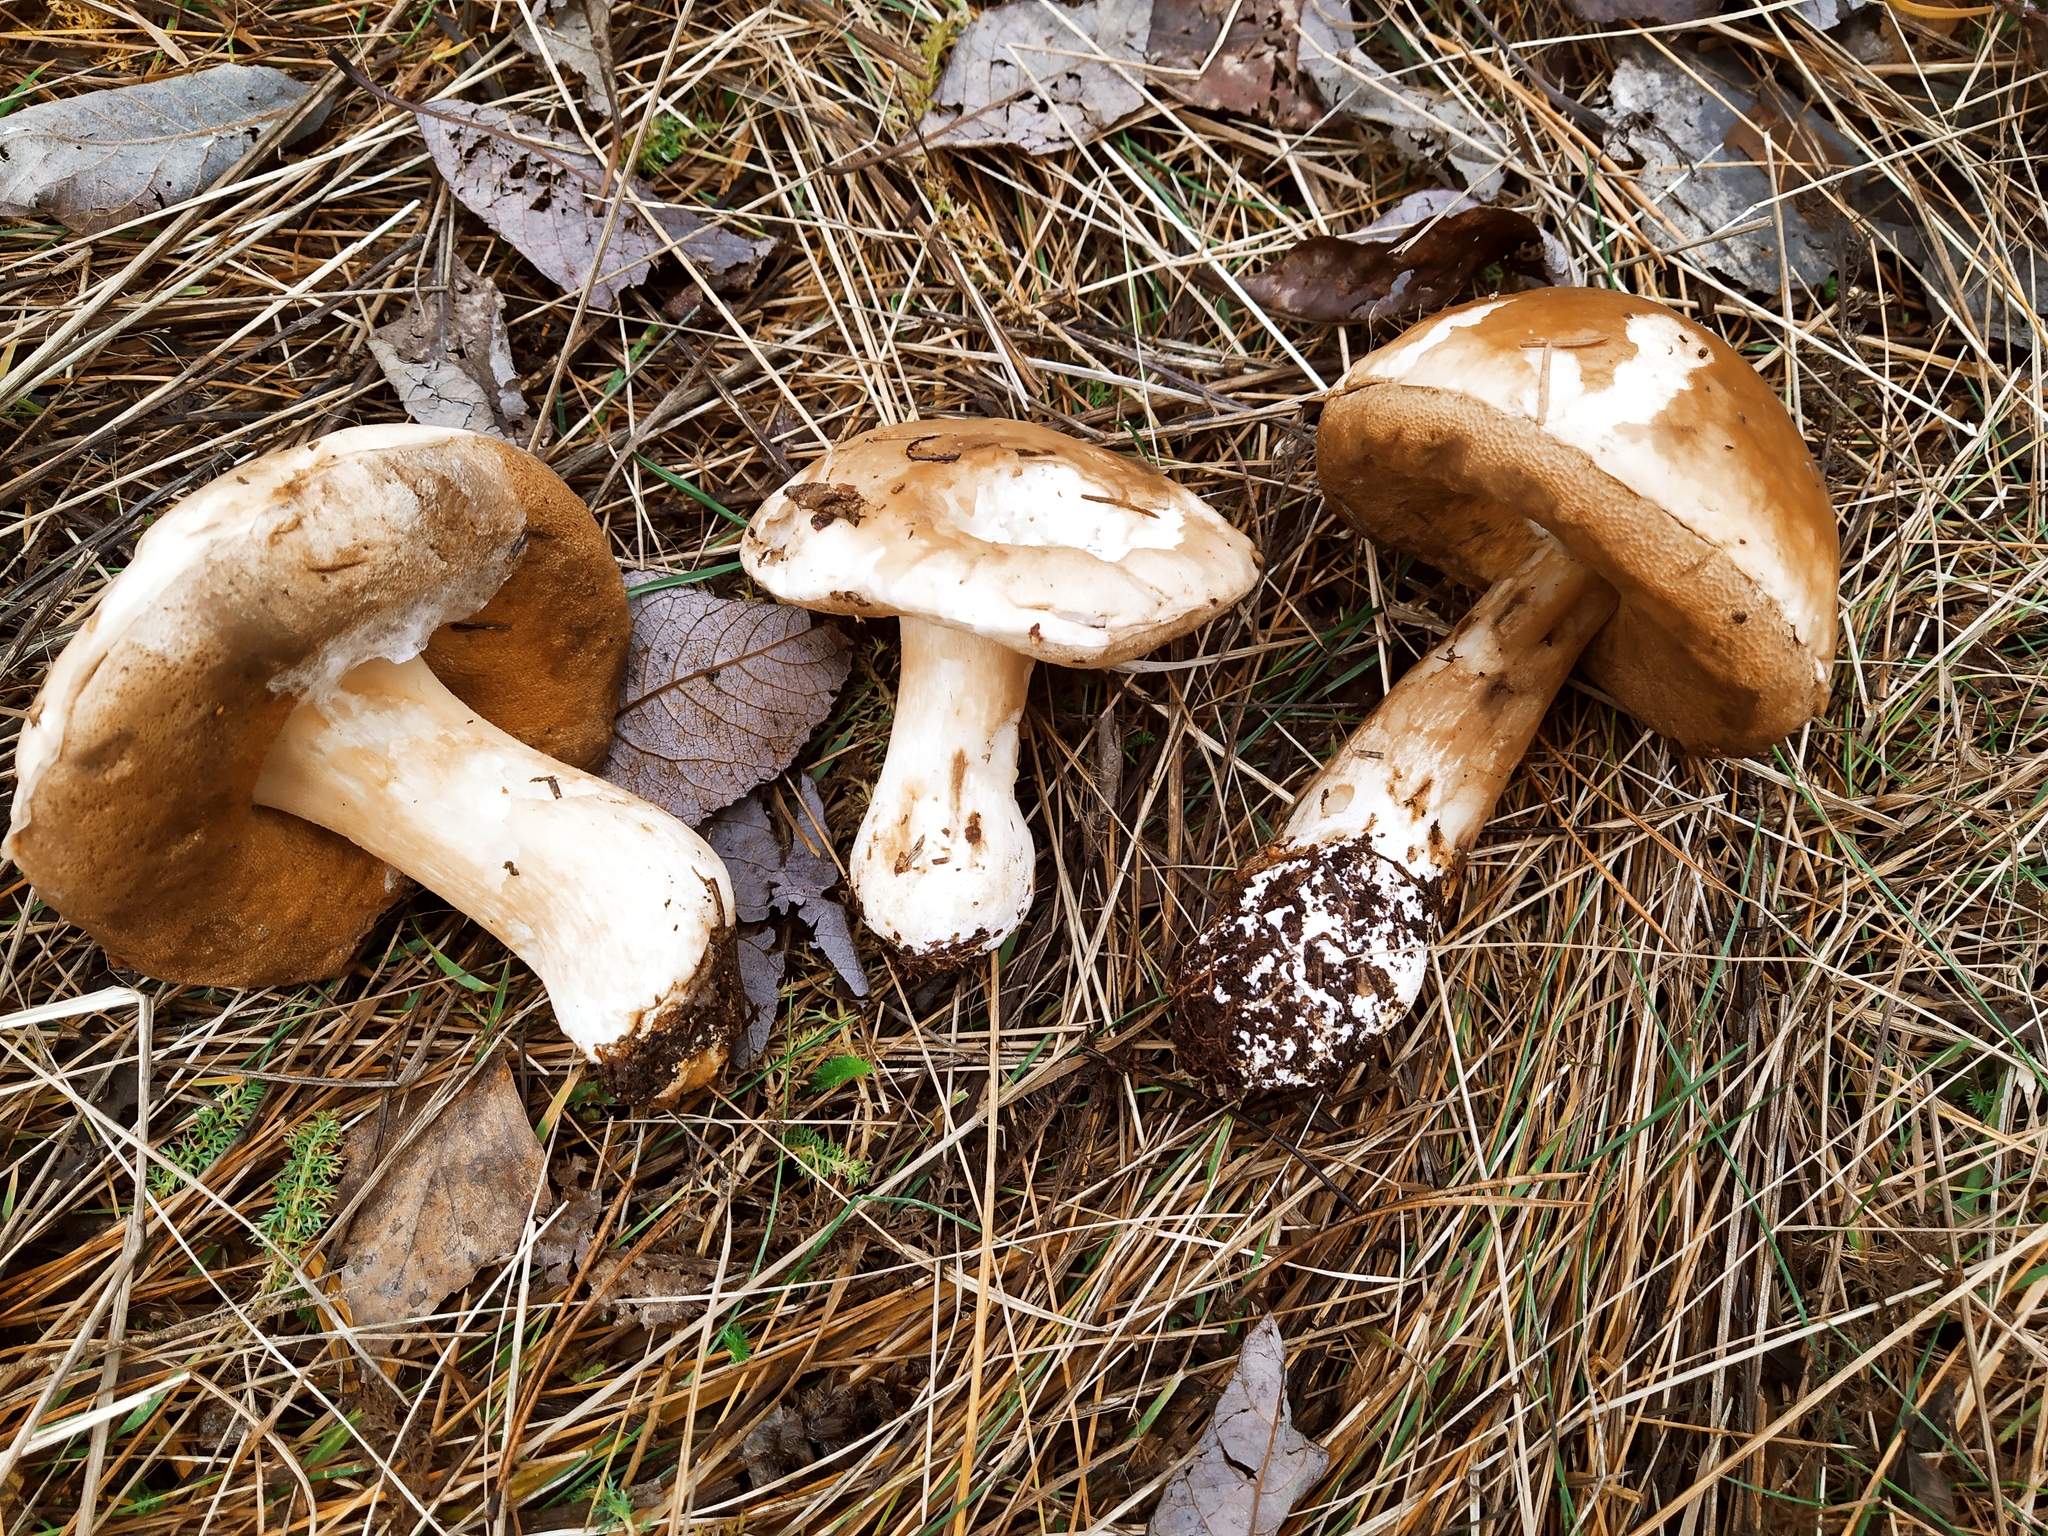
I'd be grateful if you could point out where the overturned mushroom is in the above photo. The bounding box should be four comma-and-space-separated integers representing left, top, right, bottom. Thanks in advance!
6, 425, 741, 1106
1176, 288, 1839, 1093
743, 419, 1260, 965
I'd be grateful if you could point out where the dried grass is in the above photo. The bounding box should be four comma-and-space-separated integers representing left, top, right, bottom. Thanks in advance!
1, 0, 2045, 1532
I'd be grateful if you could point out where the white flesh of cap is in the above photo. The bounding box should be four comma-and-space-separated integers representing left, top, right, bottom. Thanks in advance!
851, 618, 1036, 959
254, 655, 734, 1060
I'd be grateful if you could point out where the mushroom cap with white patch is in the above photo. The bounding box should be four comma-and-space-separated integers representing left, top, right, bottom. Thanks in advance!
1321, 287, 1839, 755
740, 419, 1262, 667
3, 424, 631, 987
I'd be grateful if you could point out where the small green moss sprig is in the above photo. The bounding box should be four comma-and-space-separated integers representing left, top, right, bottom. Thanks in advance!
785, 1124, 868, 1188
259, 1111, 343, 1291
149, 1077, 265, 1196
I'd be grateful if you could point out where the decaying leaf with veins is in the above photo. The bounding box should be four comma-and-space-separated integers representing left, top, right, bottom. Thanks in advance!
706, 778, 870, 1062
1241, 206, 1547, 324
367, 257, 531, 438
332, 1055, 547, 1330
601, 576, 851, 829
1146, 0, 1324, 132
0, 65, 328, 235
916, 0, 1150, 155
414, 101, 772, 306
1148, 1315, 1329, 1536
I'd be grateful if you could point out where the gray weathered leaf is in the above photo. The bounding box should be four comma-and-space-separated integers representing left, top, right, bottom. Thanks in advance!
1296, 2, 1507, 201
333, 1055, 547, 1330
415, 101, 772, 306
602, 576, 851, 829
705, 778, 871, 1048
0, 65, 328, 235
366, 256, 530, 438
1148, 1315, 1328, 1536
1146, 0, 1323, 131
917, 0, 1152, 155
512, 0, 615, 113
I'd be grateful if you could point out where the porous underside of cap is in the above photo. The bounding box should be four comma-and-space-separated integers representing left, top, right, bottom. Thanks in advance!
742, 418, 1261, 667
591, 925, 746, 1107
7, 431, 627, 988
1320, 383, 1831, 756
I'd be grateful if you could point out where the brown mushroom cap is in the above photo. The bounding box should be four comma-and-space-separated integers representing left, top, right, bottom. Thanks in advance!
5, 426, 628, 988
742, 418, 1261, 668
1318, 287, 1838, 755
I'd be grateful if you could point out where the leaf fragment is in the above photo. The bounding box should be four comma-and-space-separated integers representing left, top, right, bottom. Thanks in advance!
511, 0, 616, 112
1145, 0, 1326, 131
704, 778, 871, 1062
413, 101, 772, 307
916, 0, 1151, 156
602, 576, 851, 830
333, 1055, 547, 1329
0, 65, 328, 235
1241, 206, 1547, 324
367, 256, 531, 438
1147, 1315, 1328, 1536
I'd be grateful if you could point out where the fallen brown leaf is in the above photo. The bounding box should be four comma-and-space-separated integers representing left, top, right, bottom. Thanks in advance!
1146, 0, 1323, 131
1240, 206, 1546, 324
366, 256, 530, 438
332, 1055, 547, 1330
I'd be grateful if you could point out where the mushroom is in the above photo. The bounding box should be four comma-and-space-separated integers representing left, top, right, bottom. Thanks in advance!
6, 425, 741, 1106
742, 419, 1261, 964
1175, 288, 1839, 1093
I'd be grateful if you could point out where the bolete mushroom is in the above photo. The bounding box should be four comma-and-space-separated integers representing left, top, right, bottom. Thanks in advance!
742, 419, 1261, 964
5, 424, 741, 1106
1175, 288, 1839, 1093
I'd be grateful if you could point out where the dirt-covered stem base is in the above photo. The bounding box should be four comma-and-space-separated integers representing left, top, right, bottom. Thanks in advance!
1176, 536, 1616, 1092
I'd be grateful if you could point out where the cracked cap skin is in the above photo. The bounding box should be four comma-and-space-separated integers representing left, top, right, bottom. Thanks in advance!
740, 417, 1263, 666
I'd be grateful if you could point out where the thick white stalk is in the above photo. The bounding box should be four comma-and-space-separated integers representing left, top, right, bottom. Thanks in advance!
852, 617, 1036, 961
253, 656, 737, 1100
1178, 536, 1617, 1090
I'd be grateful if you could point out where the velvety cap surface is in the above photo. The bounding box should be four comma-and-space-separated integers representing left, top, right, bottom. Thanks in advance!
1319, 288, 1839, 754
741, 418, 1261, 667
5, 425, 628, 987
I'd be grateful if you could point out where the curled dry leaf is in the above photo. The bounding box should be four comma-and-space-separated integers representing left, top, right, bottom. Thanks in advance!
0, 65, 328, 235
601, 576, 851, 829
511, 0, 616, 113
332, 1054, 546, 1331
1242, 206, 1547, 324
366, 256, 530, 438
1146, 0, 1324, 131
916, 0, 1151, 156
705, 778, 870, 1063
1148, 1315, 1329, 1536
414, 101, 772, 307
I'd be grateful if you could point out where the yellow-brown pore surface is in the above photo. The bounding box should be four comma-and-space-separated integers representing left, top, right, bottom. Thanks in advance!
1319, 289, 1838, 756
12, 437, 628, 988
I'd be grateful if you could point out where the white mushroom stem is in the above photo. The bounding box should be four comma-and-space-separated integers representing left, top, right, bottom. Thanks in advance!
1288, 533, 1617, 872
1178, 536, 1617, 1090
852, 617, 1037, 960
253, 656, 735, 1072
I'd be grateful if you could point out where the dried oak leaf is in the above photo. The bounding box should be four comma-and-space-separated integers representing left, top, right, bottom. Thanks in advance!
511, 0, 615, 113
0, 65, 328, 235
601, 576, 850, 829
705, 778, 870, 1062
1241, 206, 1546, 324
414, 101, 772, 306
367, 256, 530, 438
1146, 0, 1324, 131
916, 0, 1151, 155
1148, 1315, 1328, 1536
333, 1054, 548, 1330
